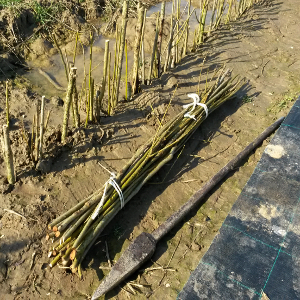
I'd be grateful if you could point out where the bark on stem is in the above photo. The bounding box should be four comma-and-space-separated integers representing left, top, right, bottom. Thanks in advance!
62, 67, 77, 143
132, 2, 145, 95
1, 125, 15, 184
73, 86, 80, 128
157, 2, 165, 77
5, 81, 9, 128
38, 96, 45, 158
98, 40, 110, 113
148, 14, 160, 83
115, 0, 128, 103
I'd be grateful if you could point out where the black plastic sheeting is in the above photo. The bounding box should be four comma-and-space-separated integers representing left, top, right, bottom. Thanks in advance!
178, 96, 300, 300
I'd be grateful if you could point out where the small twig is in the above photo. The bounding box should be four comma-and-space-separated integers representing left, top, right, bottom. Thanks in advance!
4, 208, 37, 222
105, 241, 112, 268
30, 252, 36, 270
178, 228, 202, 263
120, 285, 135, 296
126, 282, 137, 295
167, 233, 182, 267
58, 264, 71, 269
99, 266, 112, 270
143, 266, 176, 273
4, 208, 26, 220
261, 60, 270, 75
128, 281, 151, 288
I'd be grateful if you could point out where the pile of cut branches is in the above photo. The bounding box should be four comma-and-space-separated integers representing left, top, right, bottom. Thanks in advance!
47, 68, 243, 277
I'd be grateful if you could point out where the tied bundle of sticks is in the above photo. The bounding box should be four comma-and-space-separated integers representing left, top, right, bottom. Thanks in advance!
47, 68, 243, 277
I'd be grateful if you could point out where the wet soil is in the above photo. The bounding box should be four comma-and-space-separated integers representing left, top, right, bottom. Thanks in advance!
0, 0, 300, 299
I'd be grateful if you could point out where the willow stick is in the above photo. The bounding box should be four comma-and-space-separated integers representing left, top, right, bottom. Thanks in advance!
31, 115, 35, 161
108, 52, 112, 115
170, 0, 176, 68
176, 0, 181, 64
64, 49, 70, 76
125, 39, 128, 100
1, 125, 15, 184
5, 81, 9, 128
90, 78, 94, 121
115, 0, 128, 103
140, 8, 147, 85
215, 0, 225, 29
38, 96, 45, 158
148, 13, 160, 84
35, 101, 40, 161
73, 31, 79, 64
225, 0, 233, 24
52, 33, 68, 81
62, 67, 77, 143
157, 2, 165, 77
208, 0, 217, 35
98, 40, 110, 115
164, 13, 175, 72
183, 0, 190, 56
112, 26, 120, 108
49, 253, 62, 268
198, 0, 208, 44
132, 2, 145, 95
73, 85, 80, 127
88, 32, 94, 123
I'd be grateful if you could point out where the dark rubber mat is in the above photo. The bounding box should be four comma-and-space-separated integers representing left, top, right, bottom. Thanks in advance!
178, 96, 300, 300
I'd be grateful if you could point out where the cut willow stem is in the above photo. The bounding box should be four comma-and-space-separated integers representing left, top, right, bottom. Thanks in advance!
132, 2, 145, 95
1, 125, 15, 184
38, 96, 45, 159
5, 81, 9, 128
35, 101, 40, 162
73, 31, 79, 64
198, 0, 208, 44
115, 0, 128, 104
64, 49, 70, 76
31, 114, 35, 161
125, 39, 128, 100
108, 52, 111, 115
111, 25, 119, 109
88, 32, 94, 123
141, 8, 147, 85
49, 253, 62, 268
148, 13, 160, 84
225, 0, 234, 24
52, 33, 68, 81
157, 2, 165, 77
176, 0, 181, 64
98, 40, 110, 114
208, 0, 217, 36
62, 67, 77, 143
73, 86, 80, 128
183, 0, 191, 56
215, 0, 225, 29
170, 0, 176, 69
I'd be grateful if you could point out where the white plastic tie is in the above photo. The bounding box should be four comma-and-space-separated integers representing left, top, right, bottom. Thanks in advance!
91, 173, 124, 220
183, 93, 208, 121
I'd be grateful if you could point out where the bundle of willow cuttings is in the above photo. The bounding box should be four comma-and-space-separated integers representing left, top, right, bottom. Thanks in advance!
46, 68, 243, 277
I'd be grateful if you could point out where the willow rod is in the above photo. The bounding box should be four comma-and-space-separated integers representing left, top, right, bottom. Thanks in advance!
115, 0, 128, 104
132, 2, 145, 95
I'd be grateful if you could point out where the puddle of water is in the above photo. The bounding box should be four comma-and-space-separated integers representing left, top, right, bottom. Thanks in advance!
25, 0, 217, 98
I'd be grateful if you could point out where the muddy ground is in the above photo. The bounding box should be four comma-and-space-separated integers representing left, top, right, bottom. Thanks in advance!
0, 0, 300, 299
